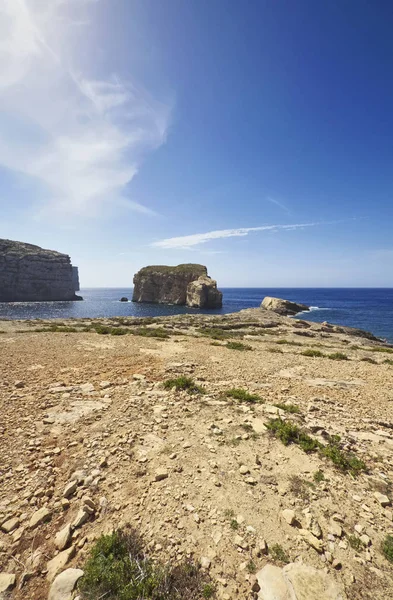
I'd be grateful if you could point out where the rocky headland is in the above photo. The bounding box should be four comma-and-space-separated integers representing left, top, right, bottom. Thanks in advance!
0, 305, 393, 599
132, 264, 223, 308
261, 296, 310, 316
0, 239, 81, 302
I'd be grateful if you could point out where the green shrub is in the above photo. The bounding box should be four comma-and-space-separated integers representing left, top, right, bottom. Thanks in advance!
273, 402, 301, 414
224, 388, 263, 403
266, 419, 321, 453
246, 561, 257, 574
370, 346, 393, 354
301, 349, 324, 357
348, 535, 362, 551
320, 442, 366, 476
132, 327, 169, 339
313, 469, 325, 483
268, 347, 283, 353
384, 359, 393, 366
163, 376, 205, 394
382, 534, 393, 563
276, 339, 301, 346
226, 341, 252, 351
328, 352, 348, 361
79, 528, 214, 600
198, 328, 233, 340
270, 543, 290, 564
230, 519, 239, 530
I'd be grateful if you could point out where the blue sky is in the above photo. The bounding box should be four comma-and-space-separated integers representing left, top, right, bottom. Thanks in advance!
1, 0, 392, 287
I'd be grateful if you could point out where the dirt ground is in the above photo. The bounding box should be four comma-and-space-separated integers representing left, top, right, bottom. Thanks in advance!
1, 310, 393, 599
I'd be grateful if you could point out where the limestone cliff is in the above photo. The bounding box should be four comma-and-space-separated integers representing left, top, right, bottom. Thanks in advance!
0, 239, 82, 302
132, 264, 222, 308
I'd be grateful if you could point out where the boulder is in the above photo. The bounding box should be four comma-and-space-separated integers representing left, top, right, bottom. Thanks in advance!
0, 573, 16, 595
132, 264, 222, 308
261, 296, 309, 316
48, 568, 84, 600
257, 563, 346, 600
0, 238, 82, 302
186, 276, 223, 308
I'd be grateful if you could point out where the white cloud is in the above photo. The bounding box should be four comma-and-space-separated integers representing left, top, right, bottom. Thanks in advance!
0, 0, 171, 220
151, 222, 322, 249
267, 196, 291, 214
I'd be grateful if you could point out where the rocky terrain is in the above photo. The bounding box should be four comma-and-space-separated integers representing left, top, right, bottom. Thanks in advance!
0, 307, 393, 599
132, 264, 222, 308
0, 239, 81, 302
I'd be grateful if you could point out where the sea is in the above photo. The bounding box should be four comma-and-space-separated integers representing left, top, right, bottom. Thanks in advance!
0, 288, 392, 343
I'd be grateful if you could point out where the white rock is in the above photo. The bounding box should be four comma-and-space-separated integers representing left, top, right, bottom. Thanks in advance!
299, 529, 324, 553
374, 492, 390, 507
0, 573, 16, 594
257, 562, 346, 600
200, 556, 211, 569
55, 524, 72, 551
29, 506, 52, 529
63, 481, 77, 499
0, 517, 19, 533
154, 468, 168, 482
47, 547, 76, 581
282, 509, 296, 526
48, 568, 84, 600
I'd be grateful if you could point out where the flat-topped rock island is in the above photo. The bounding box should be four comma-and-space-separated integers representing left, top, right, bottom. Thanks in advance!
132, 263, 222, 308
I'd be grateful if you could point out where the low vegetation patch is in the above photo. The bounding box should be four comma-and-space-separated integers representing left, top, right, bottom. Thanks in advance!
224, 388, 263, 403
266, 418, 367, 476
289, 475, 315, 500
382, 534, 393, 563
273, 402, 301, 414
270, 543, 290, 564
131, 327, 169, 339
313, 469, 325, 483
328, 352, 349, 361
384, 359, 393, 366
198, 327, 235, 340
361, 357, 377, 364
268, 347, 283, 353
163, 376, 205, 395
275, 339, 302, 346
78, 528, 215, 600
301, 349, 324, 358
226, 341, 252, 351
348, 534, 363, 552
370, 346, 393, 354
266, 419, 321, 453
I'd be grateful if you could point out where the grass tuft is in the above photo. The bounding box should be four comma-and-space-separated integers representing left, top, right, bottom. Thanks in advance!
226, 341, 252, 351
382, 535, 393, 563
301, 349, 324, 358
273, 402, 301, 414
224, 388, 263, 404
78, 528, 215, 600
163, 376, 205, 395
313, 469, 325, 483
270, 544, 290, 564
328, 352, 348, 361
348, 535, 363, 552
361, 357, 377, 364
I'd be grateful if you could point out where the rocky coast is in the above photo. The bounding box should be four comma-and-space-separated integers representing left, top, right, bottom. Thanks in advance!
0, 306, 393, 599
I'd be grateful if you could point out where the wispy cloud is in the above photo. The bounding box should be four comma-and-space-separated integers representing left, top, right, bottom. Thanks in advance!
151, 222, 323, 249
0, 0, 171, 220
267, 196, 291, 214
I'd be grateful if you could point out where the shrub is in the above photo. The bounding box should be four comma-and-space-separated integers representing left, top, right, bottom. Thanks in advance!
301, 349, 324, 358
361, 357, 377, 364
79, 528, 215, 600
328, 352, 348, 361
163, 376, 205, 394
132, 327, 169, 339
266, 419, 321, 453
273, 403, 301, 414
270, 544, 290, 564
198, 328, 233, 340
224, 388, 263, 403
384, 359, 393, 366
313, 469, 325, 483
276, 339, 301, 346
382, 535, 393, 563
348, 535, 362, 552
268, 347, 283, 353
320, 442, 366, 476
371, 346, 393, 354
226, 341, 252, 351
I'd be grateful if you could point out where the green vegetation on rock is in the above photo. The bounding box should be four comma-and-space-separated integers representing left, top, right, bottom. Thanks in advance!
224, 388, 263, 403
163, 376, 205, 394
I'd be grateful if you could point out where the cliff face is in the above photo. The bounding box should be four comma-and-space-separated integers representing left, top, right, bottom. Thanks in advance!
0, 239, 82, 302
186, 275, 222, 308
132, 264, 222, 308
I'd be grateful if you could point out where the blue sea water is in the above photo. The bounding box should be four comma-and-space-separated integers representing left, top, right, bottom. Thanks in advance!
0, 288, 392, 343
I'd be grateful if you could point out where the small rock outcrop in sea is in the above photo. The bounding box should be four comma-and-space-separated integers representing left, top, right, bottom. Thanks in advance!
0, 239, 82, 302
120, 297, 128, 302
261, 296, 309, 316
132, 264, 222, 308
